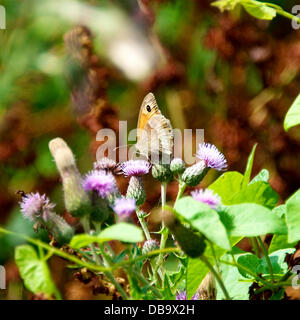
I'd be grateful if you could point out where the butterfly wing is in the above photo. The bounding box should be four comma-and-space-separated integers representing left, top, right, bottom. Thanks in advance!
136, 93, 173, 158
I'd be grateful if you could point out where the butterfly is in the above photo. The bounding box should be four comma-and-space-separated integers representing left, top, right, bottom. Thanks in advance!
135, 93, 174, 163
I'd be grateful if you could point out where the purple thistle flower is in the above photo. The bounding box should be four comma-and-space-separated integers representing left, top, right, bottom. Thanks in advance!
113, 198, 136, 217
191, 189, 221, 209
196, 143, 227, 171
82, 170, 116, 198
19, 192, 55, 221
121, 160, 151, 177
176, 290, 199, 300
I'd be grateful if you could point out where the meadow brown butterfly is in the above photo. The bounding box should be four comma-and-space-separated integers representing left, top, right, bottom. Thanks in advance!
135, 93, 174, 162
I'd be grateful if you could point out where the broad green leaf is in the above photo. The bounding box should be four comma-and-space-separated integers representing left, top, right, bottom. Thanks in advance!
70, 234, 103, 249
15, 245, 58, 298
209, 171, 244, 205
70, 223, 144, 249
241, 0, 276, 20
217, 252, 252, 300
174, 197, 230, 250
284, 93, 300, 131
286, 189, 300, 243
99, 223, 144, 243
269, 234, 297, 254
186, 236, 242, 299
237, 253, 260, 278
250, 169, 269, 184
272, 205, 286, 219
243, 143, 257, 188
218, 203, 287, 237
258, 248, 295, 275
231, 181, 278, 209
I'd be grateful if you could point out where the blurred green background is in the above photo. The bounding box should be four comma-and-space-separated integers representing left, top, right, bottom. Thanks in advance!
1, 0, 300, 299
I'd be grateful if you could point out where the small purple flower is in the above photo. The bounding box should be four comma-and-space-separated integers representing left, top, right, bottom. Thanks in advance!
176, 290, 199, 300
113, 198, 136, 217
191, 189, 221, 209
82, 170, 116, 198
121, 160, 151, 177
19, 192, 55, 221
196, 143, 227, 171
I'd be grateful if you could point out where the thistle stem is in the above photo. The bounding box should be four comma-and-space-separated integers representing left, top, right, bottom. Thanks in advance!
136, 207, 151, 240
158, 182, 168, 274
82, 217, 128, 300
200, 254, 231, 300
256, 236, 274, 283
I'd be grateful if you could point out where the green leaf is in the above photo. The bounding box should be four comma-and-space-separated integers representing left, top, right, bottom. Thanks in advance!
218, 203, 287, 237
217, 252, 252, 300
241, 0, 276, 20
231, 181, 278, 209
250, 169, 269, 184
15, 245, 59, 298
284, 93, 300, 131
186, 237, 242, 299
285, 189, 300, 243
243, 143, 257, 188
70, 223, 144, 249
258, 248, 295, 275
209, 171, 244, 205
174, 197, 230, 250
269, 234, 296, 254
237, 253, 260, 278
98, 223, 144, 243
272, 205, 286, 219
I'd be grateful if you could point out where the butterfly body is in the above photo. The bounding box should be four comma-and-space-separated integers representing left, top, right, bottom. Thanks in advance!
136, 93, 174, 162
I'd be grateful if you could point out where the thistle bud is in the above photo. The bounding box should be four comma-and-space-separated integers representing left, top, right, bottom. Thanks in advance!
142, 239, 159, 255
151, 164, 173, 183
163, 211, 206, 258
43, 211, 74, 245
49, 138, 91, 217
170, 158, 186, 175
126, 176, 146, 206
182, 160, 209, 187
89, 196, 111, 223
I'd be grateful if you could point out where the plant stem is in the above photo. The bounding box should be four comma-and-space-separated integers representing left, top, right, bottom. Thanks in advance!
158, 182, 168, 275
132, 269, 163, 299
175, 181, 186, 202
209, 240, 220, 274
200, 254, 231, 300
256, 236, 274, 283
81, 217, 101, 265
261, 2, 300, 24
219, 259, 274, 289
136, 207, 151, 240
249, 237, 260, 257
82, 218, 128, 300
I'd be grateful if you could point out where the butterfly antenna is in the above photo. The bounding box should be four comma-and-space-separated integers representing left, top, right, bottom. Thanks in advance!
113, 144, 134, 152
